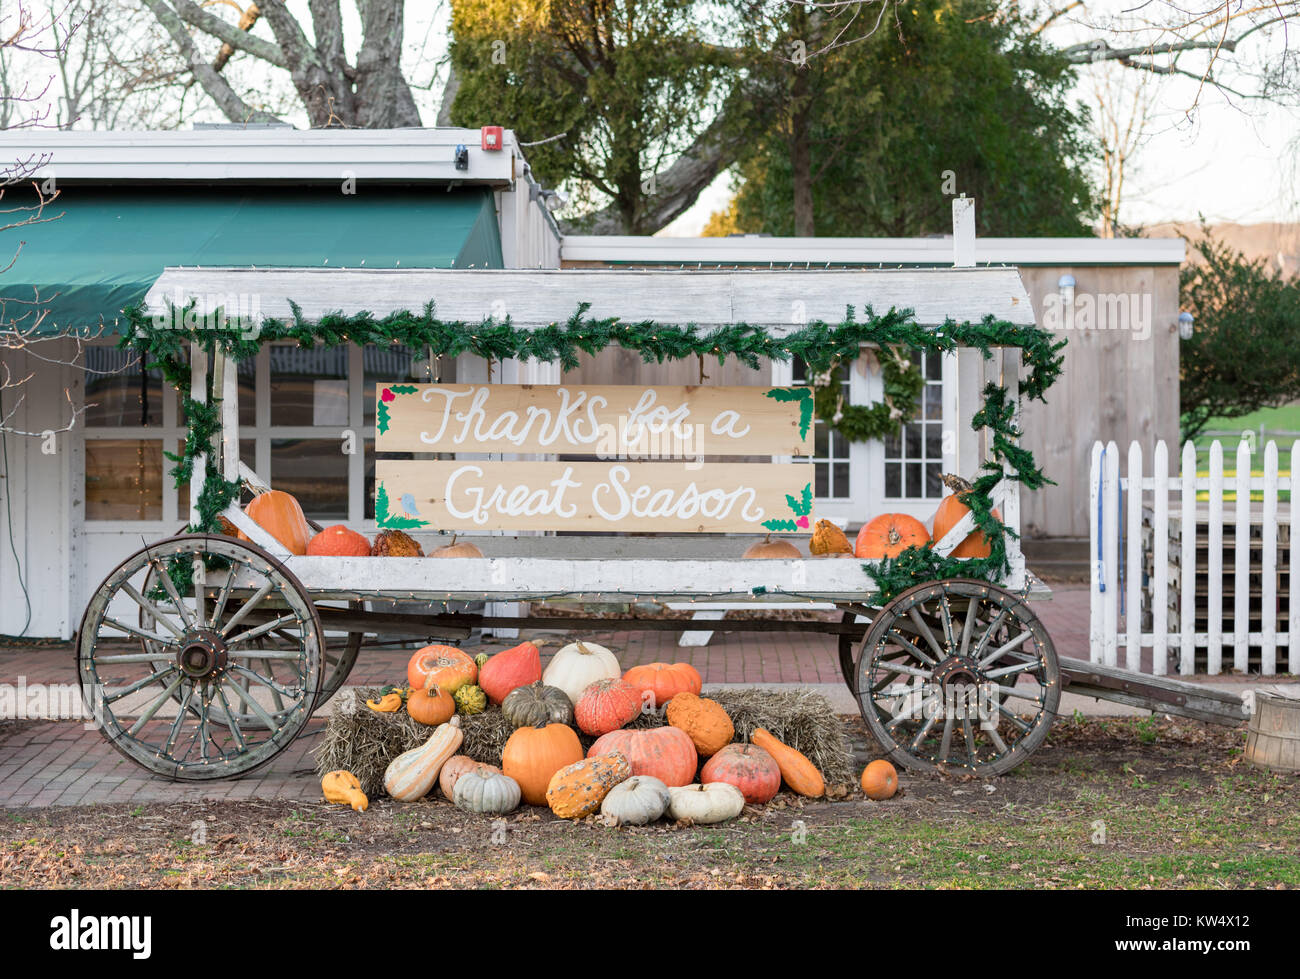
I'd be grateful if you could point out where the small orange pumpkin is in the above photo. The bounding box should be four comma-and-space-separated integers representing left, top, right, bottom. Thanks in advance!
407, 680, 456, 726
622, 662, 702, 709
239, 490, 312, 555
306, 524, 371, 557
861, 759, 899, 800
429, 534, 485, 558
743, 534, 802, 559
931, 474, 1001, 559
407, 645, 478, 693
854, 513, 930, 559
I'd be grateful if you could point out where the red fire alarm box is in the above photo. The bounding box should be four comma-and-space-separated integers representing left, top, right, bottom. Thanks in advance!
481, 126, 503, 151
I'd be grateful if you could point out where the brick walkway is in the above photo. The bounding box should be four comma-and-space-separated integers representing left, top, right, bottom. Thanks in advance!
0, 587, 1091, 808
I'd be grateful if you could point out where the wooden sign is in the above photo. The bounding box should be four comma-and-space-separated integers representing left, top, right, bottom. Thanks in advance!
375, 460, 814, 534
375, 383, 813, 457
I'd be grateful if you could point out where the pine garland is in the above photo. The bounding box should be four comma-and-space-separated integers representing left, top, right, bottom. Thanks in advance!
119, 299, 1064, 601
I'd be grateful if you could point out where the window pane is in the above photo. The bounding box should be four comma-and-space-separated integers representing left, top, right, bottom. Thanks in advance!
906, 462, 922, 497
925, 350, 943, 380
269, 346, 350, 427
271, 438, 348, 521
86, 440, 162, 519
885, 462, 901, 497
84, 348, 163, 427
815, 461, 829, 497
833, 463, 851, 498
925, 463, 943, 498
905, 425, 922, 457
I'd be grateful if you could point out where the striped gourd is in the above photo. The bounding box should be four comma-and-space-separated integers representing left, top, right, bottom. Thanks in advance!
384, 715, 463, 802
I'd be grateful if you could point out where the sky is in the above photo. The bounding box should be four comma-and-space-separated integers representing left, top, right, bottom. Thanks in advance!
17, 0, 1300, 235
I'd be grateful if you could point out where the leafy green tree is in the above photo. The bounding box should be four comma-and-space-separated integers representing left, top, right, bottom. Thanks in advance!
448, 0, 744, 233
732, 0, 1097, 236
1179, 230, 1300, 441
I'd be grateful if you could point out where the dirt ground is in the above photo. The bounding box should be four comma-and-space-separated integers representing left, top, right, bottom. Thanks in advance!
2, 715, 1296, 889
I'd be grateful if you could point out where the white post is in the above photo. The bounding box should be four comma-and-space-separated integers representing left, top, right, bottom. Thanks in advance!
1126, 441, 1143, 672
952, 197, 976, 268
1101, 441, 1120, 667
1151, 440, 1169, 675
219, 352, 239, 479
1207, 440, 1224, 674
189, 346, 209, 527
1261, 440, 1278, 675
1233, 438, 1251, 672
1088, 441, 1103, 662
1179, 440, 1196, 675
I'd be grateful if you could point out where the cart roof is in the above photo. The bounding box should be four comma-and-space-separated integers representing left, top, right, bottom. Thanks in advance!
144, 266, 1036, 330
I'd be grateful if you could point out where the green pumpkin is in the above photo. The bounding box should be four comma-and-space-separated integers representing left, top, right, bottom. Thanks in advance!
501, 682, 574, 729
453, 770, 521, 815
474, 652, 491, 670
454, 684, 487, 715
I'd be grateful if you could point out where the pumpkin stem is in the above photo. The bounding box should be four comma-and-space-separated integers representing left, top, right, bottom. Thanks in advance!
887, 526, 901, 546
941, 472, 974, 496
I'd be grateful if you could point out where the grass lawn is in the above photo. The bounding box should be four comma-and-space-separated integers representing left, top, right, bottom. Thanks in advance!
2, 716, 1295, 890
1188, 402, 1297, 501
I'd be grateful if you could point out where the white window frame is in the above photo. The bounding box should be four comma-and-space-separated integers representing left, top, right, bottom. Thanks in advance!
770, 346, 956, 527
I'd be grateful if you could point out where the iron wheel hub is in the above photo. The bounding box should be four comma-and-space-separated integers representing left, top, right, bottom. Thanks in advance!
177, 629, 229, 679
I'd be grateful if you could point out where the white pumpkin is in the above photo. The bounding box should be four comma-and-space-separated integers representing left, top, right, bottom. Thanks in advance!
542, 640, 621, 706
601, 775, 671, 825
667, 782, 745, 824
453, 770, 522, 815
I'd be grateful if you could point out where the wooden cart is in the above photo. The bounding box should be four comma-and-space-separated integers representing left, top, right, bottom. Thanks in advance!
75, 268, 1249, 783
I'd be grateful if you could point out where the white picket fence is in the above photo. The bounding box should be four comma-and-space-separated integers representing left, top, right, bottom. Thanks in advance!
1089, 437, 1298, 675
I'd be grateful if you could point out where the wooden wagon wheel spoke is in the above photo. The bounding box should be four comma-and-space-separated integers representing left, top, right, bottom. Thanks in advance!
78, 534, 323, 781
855, 579, 1059, 777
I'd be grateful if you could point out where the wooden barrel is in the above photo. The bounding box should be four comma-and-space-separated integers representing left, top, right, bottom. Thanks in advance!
1244, 692, 1300, 773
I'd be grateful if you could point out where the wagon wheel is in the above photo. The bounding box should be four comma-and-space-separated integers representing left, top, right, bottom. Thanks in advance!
855, 579, 1059, 776
138, 527, 363, 717
77, 534, 324, 780
839, 610, 861, 694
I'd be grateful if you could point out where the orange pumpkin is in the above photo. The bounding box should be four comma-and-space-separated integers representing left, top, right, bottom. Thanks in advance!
407, 645, 478, 693
587, 726, 698, 787
854, 513, 930, 559
478, 641, 543, 704
622, 662, 702, 709
406, 681, 456, 726
306, 524, 371, 557
665, 692, 734, 757
574, 679, 642, 736
860, 759, 899, 800
429, 534, 485, 558
502, 723, 585, 806
751, 728, 824, 798
239, 490, 312, 555
931, 474, 1001, 559
809, 518, 852, 556
743, 534, 802, 559
701, 743, 781, 804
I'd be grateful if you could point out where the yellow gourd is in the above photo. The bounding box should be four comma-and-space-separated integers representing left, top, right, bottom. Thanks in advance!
322, 770, 369, 812
367, 691, 402, 712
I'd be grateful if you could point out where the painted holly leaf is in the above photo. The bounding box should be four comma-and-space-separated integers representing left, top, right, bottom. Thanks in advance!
389, 384, 418, 395
785, 482, 813, 517
377, 401, 391, 435
762, 518, 798, 532
764, 386, 814, 441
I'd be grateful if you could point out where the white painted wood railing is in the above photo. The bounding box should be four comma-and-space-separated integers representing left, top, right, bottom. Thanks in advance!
1089, 438, 1298, 675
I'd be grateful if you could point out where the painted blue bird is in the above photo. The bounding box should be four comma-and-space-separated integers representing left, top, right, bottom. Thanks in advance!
399, 493, 421, 518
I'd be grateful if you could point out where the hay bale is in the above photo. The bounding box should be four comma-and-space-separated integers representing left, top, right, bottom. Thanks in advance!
620, 687, 854, 785
314, 687, 517, 796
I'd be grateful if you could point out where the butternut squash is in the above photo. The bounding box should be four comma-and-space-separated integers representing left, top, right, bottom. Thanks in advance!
384, 715, 464, 802
322, 770, 369, 812
750, 728, 825, 798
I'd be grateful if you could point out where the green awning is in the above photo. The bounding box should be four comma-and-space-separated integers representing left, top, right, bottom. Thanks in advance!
0, 185, 504, 334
